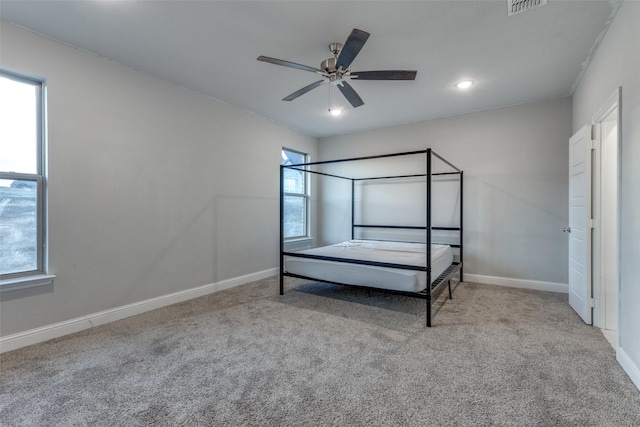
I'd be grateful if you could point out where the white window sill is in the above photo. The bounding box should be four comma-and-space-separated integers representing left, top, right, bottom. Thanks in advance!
0, 274, 55, 292
284, 237, 314, 244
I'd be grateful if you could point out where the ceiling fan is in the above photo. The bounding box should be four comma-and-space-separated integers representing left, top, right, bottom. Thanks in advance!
257, 28, 417, 109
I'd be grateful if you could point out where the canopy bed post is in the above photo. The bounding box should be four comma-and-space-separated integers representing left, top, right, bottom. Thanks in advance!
460, 171, 464, 282
426, 149, 432, 327
279, 164, 285, 295
351, 179, 355, 240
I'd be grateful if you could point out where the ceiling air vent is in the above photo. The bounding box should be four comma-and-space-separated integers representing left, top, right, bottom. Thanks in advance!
508, 0, 547, 16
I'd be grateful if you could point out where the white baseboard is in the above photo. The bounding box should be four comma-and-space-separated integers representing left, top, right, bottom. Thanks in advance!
463, 273, 568, 294
617, 346, 640, 392
0, 267, 278, 354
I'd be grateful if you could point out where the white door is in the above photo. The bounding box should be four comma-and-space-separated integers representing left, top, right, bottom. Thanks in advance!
568, 125, 592, 324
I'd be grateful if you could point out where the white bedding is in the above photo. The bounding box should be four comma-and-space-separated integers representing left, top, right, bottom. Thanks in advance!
285, 240, 453, 293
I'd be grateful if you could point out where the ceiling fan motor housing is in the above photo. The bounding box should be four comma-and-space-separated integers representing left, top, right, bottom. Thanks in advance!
322, 43, 348, 74
323, 59, 349, 85
321, 57, 338, 73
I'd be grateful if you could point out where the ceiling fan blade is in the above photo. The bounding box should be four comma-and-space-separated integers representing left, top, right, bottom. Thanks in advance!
283, 80, 327, 101
336, 28, 370, 71
337, 81, 364, 108
351, 70, 417, 80
257, 56, 323, 74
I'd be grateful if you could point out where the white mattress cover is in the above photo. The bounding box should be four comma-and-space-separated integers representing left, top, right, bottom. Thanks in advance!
285, 240, 453, 293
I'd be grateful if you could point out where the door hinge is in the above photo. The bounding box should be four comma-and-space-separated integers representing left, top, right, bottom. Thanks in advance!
589, 298, 596, 308
587, 219, 598, 229
591, 139, 599, 150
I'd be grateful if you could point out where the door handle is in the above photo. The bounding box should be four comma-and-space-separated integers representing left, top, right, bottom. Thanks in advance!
563, 227, 571, 233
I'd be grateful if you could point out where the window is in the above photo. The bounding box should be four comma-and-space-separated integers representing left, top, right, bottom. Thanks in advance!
281, 148, 309, 239
0, 69, 50, 287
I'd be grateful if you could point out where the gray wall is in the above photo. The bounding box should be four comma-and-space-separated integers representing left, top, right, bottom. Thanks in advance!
0, 23, 317, 337
572, 1, 640, 386
318, 97, 572, 285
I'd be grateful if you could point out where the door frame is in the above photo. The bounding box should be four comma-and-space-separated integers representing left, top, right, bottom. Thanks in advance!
590, 87, 621, 347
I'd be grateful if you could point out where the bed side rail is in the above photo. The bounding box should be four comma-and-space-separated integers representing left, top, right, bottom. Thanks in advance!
282, 251, 429, 272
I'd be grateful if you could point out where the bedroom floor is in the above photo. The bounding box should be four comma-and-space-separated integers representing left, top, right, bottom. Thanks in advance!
1, 277, 639, 425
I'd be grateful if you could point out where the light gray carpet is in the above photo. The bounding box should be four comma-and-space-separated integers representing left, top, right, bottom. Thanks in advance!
1, 277, 639, 426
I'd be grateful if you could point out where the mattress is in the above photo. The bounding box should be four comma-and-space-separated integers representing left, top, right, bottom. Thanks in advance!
285, 240, 453, 293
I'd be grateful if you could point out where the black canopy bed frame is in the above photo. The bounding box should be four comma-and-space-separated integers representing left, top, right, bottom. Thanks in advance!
279, 149, 463, 327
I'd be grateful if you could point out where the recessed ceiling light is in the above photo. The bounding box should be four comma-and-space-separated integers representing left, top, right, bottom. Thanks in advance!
329, 108, 342, 116
455, 80, 474, 89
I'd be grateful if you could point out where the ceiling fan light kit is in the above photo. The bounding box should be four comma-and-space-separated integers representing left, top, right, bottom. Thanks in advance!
257, 28, 417, 110
455, 80, 474, 89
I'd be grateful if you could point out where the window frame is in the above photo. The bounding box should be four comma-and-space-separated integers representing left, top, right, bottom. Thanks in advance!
281, 147, 310, 240
0, 68, 52, 290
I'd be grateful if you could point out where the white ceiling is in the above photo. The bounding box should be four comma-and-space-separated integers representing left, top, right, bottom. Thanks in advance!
0, 1, 617, 138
